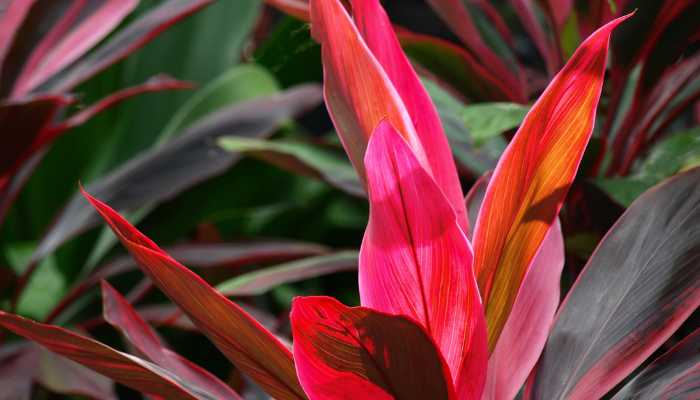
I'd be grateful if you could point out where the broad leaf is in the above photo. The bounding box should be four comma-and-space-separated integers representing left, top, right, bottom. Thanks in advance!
472, 16, 628, 348
596, 127, 700, 206
359, 122, 487, 399
291, 296, 456, 400
461, 102, 529, 145
83, 190, 307, 400
529, 167, 700, 399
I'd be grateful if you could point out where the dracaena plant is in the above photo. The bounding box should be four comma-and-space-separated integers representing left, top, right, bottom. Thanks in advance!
1, 0, 700, 399
0, 0, 214, 226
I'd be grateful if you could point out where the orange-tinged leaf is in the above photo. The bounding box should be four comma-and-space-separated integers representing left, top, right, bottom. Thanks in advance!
472, 15, 631, 349
309, 0, 428, 184
350, 0, 468, 231
81, 189, 307, 400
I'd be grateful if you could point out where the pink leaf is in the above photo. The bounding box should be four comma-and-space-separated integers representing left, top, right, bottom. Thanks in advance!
11, 0, 138, 97
359, 121, 487, 399
484, 221, 564, 400
308, 0, 427, 184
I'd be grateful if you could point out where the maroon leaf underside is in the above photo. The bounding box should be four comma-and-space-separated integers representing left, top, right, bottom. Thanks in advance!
29, 85, 322, 267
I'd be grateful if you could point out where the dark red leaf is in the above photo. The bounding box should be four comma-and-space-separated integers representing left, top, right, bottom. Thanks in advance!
82, 190, 307, 400
10, 0, 138, 97
612, 328, 700, 399
0, 312, 221, 399
529, 167, 700, 400
46, 0, 214, 91
29, 86, 321, 266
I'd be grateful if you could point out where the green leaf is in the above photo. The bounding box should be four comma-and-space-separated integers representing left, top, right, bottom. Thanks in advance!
560, 12, 581, 59
218, 137, 364, 197
596, 127, 700, 206
423, 79, 508, 174
216, 251, 358, 297
84, 65, 281, 269
4, 243, 64, 320
461, 102, 529, 144
160, 64, 280, 142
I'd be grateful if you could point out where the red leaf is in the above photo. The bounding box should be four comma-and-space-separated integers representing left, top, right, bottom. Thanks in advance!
82, 189, 307, 400
309, 0, 424, 185
0, 312, 212, 399
471, 15, 629, 348
359, 121, 487, 399
101, 281, 242, 400
291, 296, 456, 400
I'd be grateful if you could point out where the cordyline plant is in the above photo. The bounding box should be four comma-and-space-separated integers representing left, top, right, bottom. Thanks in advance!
0, 0, 213, 226
1, 0, 699, 399
265, 0, 700, 210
